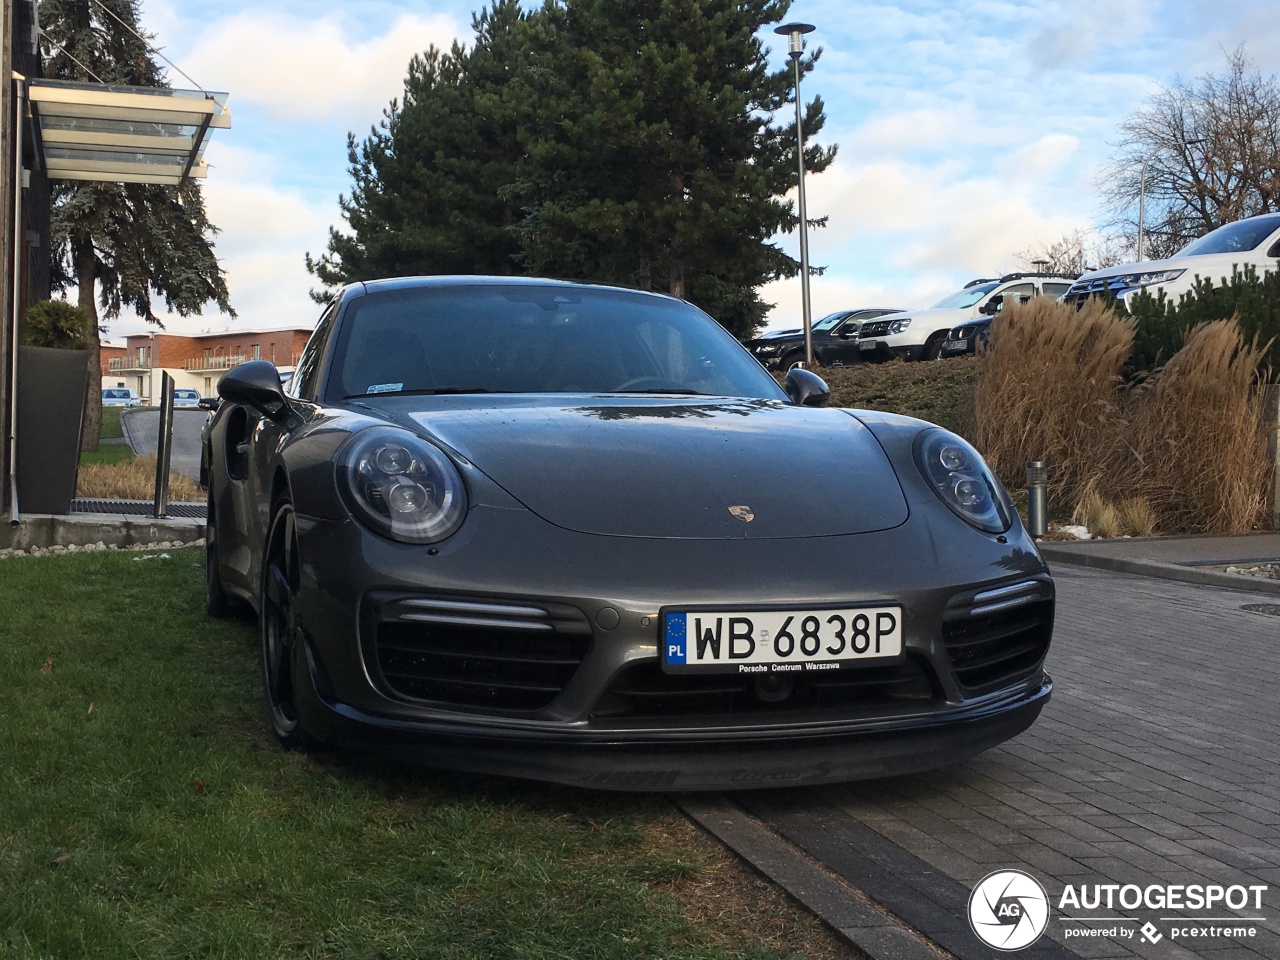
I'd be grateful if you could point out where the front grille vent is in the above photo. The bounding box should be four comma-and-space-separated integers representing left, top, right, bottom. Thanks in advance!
942, 580, 1053, 690
590, 655, 938, 722
860, 319, 893, 337
373, 595, 592, 712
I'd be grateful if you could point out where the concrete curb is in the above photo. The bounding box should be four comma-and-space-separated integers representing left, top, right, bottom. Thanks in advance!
676, 795, 952, 960
1037, 544, 1280, 595
1, 513, 203, 551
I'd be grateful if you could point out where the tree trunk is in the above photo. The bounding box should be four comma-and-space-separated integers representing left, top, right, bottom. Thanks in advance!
77, 242, 101, 453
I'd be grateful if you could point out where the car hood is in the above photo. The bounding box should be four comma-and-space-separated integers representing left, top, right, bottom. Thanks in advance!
384, 396, 909, 539
872, 307, 974, 327
1075, 250, 1280, 284
754, 327, 802, 341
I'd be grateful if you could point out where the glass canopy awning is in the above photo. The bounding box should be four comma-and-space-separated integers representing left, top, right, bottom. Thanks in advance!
25, 79, 231, 186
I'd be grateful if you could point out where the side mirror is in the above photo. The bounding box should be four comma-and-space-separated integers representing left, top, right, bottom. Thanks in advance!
784, 367, 830, 407
836, 326, 855, 338
197, 397, 221, 412
218, 360, 291, 422
979, 295, 1004, 316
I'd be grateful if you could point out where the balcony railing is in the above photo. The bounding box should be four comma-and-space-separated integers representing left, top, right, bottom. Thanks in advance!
107, 357, 151, 371
184, 354, 248, 372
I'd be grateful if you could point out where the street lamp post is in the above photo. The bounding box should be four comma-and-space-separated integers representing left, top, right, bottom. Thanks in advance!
774, 21, 816, 368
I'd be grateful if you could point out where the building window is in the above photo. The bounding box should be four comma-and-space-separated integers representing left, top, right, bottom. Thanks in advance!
252, 343, 260, 360
203, 377, 212, 394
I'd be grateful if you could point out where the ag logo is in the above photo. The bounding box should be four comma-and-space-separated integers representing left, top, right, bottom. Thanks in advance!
968, 869, 1050, 951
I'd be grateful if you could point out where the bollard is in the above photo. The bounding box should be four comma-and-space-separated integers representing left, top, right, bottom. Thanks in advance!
1025, 460, 1048, 538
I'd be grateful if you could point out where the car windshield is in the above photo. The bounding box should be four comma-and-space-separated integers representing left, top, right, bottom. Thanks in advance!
328, 283, 788, 402
1175, 215, 1280, 257
930, 282, 998, 310
104, 390, 127, 398
812, 311, 850, 332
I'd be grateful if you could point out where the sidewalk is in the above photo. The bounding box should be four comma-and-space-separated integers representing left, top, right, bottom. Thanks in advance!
1038, 531, 1280, 595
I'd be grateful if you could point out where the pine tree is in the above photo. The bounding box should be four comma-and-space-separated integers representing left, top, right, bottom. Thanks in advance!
306, 0, 533, 291
39, 0, 233, 451
310, 0, 833, 340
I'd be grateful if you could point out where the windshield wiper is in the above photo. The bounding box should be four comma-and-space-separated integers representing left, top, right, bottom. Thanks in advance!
616, 388, 709, 396
344, 386, 503, 399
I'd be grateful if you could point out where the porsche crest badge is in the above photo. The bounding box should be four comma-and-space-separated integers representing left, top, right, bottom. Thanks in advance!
728, 505, 755, 522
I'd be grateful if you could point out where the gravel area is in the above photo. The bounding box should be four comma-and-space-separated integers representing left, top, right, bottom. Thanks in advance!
0, 538, 204, 560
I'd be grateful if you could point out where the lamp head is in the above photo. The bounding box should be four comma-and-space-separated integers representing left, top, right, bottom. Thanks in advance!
774, 22, 815, 56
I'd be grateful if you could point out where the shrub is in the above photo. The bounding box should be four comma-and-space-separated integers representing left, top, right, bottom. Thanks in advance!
1126, 264, 1280, 373
24, 299, 89, 349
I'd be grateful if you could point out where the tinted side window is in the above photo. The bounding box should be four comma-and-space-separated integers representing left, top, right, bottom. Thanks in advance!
1042, 283, 1072, 298
292, 301, 339, 400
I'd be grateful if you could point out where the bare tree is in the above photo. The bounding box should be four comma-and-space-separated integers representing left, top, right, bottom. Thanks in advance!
1100, 47, 1280, 260
1015, 228, 1124, 276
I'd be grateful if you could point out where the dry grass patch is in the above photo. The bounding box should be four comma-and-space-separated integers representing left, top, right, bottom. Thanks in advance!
643, 814, 863, 960
803, 357, 979, 438
78, 453, 203, 501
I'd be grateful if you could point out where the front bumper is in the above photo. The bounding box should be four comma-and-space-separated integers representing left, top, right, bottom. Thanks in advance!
288, 502, 1054, 790
298, 670, 1051, 790
856, 339, 921, 362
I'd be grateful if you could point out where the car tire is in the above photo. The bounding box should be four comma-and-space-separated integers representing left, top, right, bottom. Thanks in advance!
205, 489, 236, 619
782, 352, 809, 372
259, 496, 311, 750
920, 332, 948, 361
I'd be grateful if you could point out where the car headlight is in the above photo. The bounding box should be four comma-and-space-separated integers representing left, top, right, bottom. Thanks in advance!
914, 429, 1012, 534
887, 318, 912, 335
753, 343, 781, 356
1115, 268, 1184, 288
337, 428, 467, 543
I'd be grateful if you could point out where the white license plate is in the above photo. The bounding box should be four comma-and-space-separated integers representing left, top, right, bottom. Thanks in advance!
858, 340, 880, 351
661, 606, 903, 674
941, 340, 966, 353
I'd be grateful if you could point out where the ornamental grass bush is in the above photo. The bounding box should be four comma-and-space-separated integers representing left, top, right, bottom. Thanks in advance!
970, 297, 1132, 511
971, 299, 1272, 535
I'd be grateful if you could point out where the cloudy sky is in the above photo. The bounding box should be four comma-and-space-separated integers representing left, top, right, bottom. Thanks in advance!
101, 0, 1280, 341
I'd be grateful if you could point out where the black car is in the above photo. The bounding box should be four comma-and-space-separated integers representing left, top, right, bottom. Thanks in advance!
940, 317, 992, 357
203, 276, 1054, 791
747, 308, 904, 370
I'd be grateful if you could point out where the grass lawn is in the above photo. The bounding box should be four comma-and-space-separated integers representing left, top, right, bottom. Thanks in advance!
0, 550, 848, 960
78, 443, 137, 467
818, 358, 978, 439
100, 406, 124, 440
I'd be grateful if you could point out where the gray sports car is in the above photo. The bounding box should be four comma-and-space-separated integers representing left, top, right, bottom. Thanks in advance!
203, 276, 1053, 790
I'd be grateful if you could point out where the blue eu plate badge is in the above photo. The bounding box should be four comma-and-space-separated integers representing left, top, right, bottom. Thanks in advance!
664, 613, 687, 665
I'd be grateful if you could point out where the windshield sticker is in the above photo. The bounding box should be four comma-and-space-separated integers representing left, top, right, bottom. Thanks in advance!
366, 383, 403, 395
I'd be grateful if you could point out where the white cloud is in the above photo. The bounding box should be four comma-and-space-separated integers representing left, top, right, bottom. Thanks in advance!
177, 10, 460, 126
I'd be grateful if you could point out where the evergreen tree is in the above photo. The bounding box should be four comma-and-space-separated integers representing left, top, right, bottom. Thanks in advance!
40, 0, 233, 450
310, 0, 833, 340
306, 0, 533, 291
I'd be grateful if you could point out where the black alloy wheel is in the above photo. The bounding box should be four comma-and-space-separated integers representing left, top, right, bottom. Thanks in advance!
260, 498, 306, 747
783, 352, 808, 372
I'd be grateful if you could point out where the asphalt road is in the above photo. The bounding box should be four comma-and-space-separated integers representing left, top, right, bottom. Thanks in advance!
716, 566, 1280, 960
119, 408, 207, 482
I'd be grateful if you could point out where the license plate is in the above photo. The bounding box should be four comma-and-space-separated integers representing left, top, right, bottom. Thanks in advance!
941, 340, 966, 353
858, 340, 879, 351
661, 606, 903, 674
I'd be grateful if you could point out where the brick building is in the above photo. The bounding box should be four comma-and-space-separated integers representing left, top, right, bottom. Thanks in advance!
101, 327, 313, 401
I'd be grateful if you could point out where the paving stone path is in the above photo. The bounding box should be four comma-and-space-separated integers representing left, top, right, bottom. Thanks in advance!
738, 566, 1280, 960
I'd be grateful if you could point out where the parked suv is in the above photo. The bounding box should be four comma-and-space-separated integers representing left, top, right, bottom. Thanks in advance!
747, 307, 904, 370
856, 273, 1078, 361
1061, 213, 1280, 309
